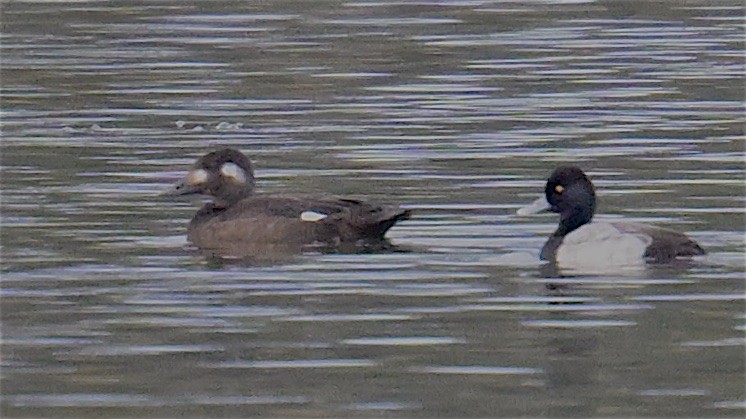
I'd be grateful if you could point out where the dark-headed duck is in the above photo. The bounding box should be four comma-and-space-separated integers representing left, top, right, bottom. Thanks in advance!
518, 166, 704, 267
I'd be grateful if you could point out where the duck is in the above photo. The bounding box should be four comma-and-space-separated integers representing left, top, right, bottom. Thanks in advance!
517, 166, 705, 267
163, 148, 411, 256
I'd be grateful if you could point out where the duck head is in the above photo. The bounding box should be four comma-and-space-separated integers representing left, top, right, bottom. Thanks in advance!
518, 166, 596, 236
164, 148, 256, 207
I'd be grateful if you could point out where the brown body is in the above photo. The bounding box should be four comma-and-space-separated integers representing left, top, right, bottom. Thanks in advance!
187, 195, 410, 251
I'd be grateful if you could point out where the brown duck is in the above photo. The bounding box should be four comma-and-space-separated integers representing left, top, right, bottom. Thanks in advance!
163, 148, 411, 256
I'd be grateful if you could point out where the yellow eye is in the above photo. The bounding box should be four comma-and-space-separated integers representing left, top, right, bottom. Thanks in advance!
554, 185, 564, 194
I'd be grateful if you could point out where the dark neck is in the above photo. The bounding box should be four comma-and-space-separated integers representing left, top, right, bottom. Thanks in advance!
540, 207, 593, 261
191, 203, 226, 224
554, 204, 593, 237
212, 187, 252, 208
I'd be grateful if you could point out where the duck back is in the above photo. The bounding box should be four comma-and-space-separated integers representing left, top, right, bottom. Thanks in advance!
188, 195, 411, 252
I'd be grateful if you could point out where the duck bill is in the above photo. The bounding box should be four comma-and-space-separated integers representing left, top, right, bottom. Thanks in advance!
517, 196, 551, 216
160, 178, 202, 197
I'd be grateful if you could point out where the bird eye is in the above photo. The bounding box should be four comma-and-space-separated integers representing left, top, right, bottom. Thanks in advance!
554, 185, 564, 194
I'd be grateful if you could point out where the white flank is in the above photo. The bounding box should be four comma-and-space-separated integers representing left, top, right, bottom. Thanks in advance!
187, 168, 208, 185
220, 162, 247, 183
556, 222, 651, 270
300, 211, 328, 222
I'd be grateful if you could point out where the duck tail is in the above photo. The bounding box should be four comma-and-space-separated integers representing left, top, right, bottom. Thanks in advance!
680, 240, 706, 256
367, 208, 412, 239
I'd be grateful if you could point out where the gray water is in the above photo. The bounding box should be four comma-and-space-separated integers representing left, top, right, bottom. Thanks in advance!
1, 0, 745, 417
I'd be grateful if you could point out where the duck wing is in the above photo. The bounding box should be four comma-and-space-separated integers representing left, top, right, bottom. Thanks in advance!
612, 222, 705, 262
211, 195, 411, 243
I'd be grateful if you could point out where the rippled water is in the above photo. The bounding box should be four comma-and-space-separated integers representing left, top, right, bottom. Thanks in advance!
1, 0, 744, 417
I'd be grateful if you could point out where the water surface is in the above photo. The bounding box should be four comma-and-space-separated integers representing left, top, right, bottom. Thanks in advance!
1, 0, 744, 417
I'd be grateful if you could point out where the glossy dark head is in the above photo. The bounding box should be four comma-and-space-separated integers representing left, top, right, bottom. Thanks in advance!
544, 166, 596, 233
164, 148, 256, 207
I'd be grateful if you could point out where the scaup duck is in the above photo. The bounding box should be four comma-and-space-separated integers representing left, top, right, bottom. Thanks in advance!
163, 148, 411, 256
518, 166, 705, 266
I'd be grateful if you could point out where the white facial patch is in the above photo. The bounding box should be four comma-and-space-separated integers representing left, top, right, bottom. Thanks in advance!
300, 211, 328, 222
220, 162, 247, 184
187, 168, 208, 185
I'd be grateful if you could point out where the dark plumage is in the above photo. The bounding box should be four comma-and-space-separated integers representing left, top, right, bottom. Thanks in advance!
518, 166, 705, 266
163, 148, 411, 256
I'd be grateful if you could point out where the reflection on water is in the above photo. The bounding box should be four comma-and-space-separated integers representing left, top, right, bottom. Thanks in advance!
1, 0, 744, 417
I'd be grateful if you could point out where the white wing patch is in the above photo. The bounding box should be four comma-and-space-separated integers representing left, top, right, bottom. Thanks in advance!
187, 168, 208, 185
220, 162, 247, 184
300, 211, 328, 222
556, 222, 651, 270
